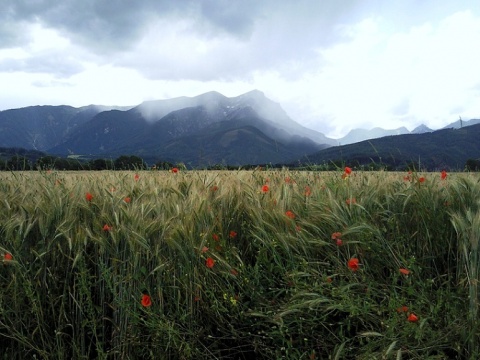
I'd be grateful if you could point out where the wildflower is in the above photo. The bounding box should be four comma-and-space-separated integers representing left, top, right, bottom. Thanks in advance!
141, 294, 152, 307
331, 232, 342, 240
261, 184, 269, 193
304, 185, 312, 196
407, 313, 419, 322
441, 170, 447, 180
171, 167, 179, 173
205, 257, 215, 268
210, 185, 219, 192
201, 246, 209, 253
336, 238, 343, 246
285, 210, 295, 219
348, 258, 360, 271
344, 166, 352, 175
403, 175, 411, 181
212, 233, 219, 242
124, 197, 131, 203
229, 230, 237, 239
399, 268, 410, 275
346, 198, 356, 205
134, 173, 140, 181
85, 192, 93, 202
4, 253, 12, 261
103, 224, 112, 232
418, 177, 426, 183
396, 305, 409, 313
230, 296, 238, 306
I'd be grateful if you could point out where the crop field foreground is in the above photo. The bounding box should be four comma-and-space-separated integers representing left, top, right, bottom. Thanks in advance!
1, 169, 480, 359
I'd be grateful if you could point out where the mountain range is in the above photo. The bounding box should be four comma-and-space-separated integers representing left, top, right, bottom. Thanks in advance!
0, 90, 478, 169
0, 90, 335, 167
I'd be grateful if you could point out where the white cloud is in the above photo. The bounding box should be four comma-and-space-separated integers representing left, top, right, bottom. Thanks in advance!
1, 2, 480, 139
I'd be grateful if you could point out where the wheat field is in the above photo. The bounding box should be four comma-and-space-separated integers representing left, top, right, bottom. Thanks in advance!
1, 169, 479, 359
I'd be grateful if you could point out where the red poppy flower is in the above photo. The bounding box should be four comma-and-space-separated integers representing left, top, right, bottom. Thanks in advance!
85, 192, 93, 202
285, 210, 295, 219
212, 233, 219, 242
124, 197, 131, 203
103, 224, 112, 232
205, 257, 215, 268
418, 177, 426, 183
201, 246, 209, 253
134, 173, 140, 181
331, 232, 342, 240
403, 176, 411, 181
344, 167, 352, 175
399, 268, 410, 275
348, 258, 360, 271
336, 238, 343, 246
229, 230, 237, 239
304, 186, 312, 196
171, 167, 179, 173
210, 185, 219, 192
4, 253, 12, 261
396, 305, 409, 313
261, 185, 269, 193
407, 313, 419, 322
441, 170, 447, 180
141, 294, 152, 307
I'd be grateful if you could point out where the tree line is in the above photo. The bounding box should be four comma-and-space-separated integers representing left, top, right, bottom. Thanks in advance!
0, 155, 178, 171
1, 153, 479, 171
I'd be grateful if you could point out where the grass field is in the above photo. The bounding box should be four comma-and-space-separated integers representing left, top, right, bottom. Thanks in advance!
1, 169, 479, 359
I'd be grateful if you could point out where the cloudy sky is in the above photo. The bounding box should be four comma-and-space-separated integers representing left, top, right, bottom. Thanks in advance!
1, 0, 479, 138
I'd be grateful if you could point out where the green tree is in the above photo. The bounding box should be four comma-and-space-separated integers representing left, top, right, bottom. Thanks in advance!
7, 155, 32, 170
114, 155, 147, 170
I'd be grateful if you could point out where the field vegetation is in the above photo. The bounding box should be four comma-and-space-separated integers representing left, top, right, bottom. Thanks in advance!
1, 169, 479, 359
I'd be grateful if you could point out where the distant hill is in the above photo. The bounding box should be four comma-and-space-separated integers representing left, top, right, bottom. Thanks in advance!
0, 90, 334, 167
442, 118, 480, 129
302, 124, 480, 171
0, 104, 132, 150
1, 91, 478, 169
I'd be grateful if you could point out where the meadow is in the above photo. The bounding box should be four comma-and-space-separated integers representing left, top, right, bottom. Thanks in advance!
0, 169, 479, 359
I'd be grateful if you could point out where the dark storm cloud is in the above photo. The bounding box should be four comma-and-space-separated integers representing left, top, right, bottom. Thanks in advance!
1, 0, 262, 50
0, 0, 381, 81
0, 50, 84, 77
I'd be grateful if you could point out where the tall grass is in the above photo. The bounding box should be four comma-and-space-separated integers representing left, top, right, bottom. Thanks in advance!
0, 169, 478, 359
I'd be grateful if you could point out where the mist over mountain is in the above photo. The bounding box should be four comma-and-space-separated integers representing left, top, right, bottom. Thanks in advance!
1, 90, 478, 169
0, 90, 333, 167
338, 127, 410, 145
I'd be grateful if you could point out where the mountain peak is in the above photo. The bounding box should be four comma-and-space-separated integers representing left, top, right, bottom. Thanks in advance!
411, 124, 433, 134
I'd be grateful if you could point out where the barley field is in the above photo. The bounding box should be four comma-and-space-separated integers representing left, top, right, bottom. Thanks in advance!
1, 169, 479, 359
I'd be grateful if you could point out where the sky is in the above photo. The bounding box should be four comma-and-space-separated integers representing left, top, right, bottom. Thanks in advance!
1, 0, 480, 139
